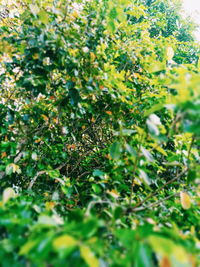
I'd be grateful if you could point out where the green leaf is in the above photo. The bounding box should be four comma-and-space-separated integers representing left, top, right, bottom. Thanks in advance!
109, 8, 118, 19
19, 240, 37, 255
92, 184, 102, 194
125, 144, 136, 157
147, 61, 165, 73
135, 243, 153, 267
5, 164, 13, 175
69, 89, 81, 105
107, 20, 116, 32
93, 169, 105, 177
121, 129, 136, 136
144, 104, 164, 117
110, 141, 121, 160
48, 170, 60, 178
187, 170, 196, 182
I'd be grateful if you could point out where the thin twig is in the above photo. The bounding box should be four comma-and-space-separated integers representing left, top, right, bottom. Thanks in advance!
131, 167, 188, 211
129, 154, 139, 207
133, 192, 180, 211
133, 183, 198, 212
129, 134, 144, 207
85, 200, 115, 217
28, 170, 46, 190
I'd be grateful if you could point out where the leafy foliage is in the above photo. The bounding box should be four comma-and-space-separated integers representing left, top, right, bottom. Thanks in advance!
0, 0, 199, 266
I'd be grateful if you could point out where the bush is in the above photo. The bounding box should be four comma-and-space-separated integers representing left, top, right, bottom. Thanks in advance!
0, 0, 199, 266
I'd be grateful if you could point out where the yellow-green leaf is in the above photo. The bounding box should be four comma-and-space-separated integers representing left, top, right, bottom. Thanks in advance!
80, 246, 99, 267
19, 240, 37, 255
148, 236, 188, 263
149, 143, 167, 156
6, 163, 21, 175
180, 192, 191, 210
38, 10, 49, 24
53, 235, 77, 249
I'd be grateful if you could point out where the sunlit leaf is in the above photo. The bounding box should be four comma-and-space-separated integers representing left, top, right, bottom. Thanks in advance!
37, 215, 63, 226
19, 240, 37, 255
38, 10, 49, 24
148, 236, 188, 263
166, 47, 174, 61
3, 187, 16, 204
6, 164, 21, 175
141, 147, 154, 162
53, 235, 77, 249
29, 4, 40, 16
80, 246, 99, 267
31, 152, 38, 161
180, 192, 191, 210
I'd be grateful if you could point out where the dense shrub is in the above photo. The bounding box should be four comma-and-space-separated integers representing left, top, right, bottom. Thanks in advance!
0, 0, 199, 266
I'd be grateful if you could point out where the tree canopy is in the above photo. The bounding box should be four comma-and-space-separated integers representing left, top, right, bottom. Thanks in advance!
0, 0, 199, 266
